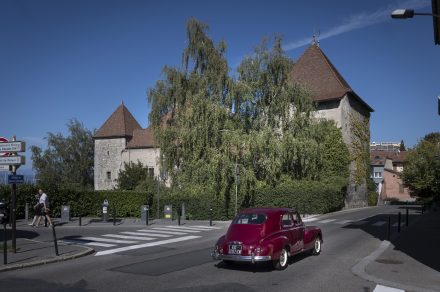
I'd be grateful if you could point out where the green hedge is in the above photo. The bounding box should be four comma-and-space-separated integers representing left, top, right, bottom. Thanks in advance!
0, 178, 347, 220
253, 178, 346, 215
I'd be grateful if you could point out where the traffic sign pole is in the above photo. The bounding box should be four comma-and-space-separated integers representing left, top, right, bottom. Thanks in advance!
11, 137, 17, 253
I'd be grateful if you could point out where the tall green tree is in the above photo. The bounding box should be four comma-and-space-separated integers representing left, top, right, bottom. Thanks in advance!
402, 132, 440, 199
148, 18, 350, 213
31, 119, 94, 189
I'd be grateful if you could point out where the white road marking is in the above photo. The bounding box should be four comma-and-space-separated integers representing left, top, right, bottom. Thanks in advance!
164, 225, 212, 231
152, 227, 200, 233
372, 221, 387, 226
95, 235, 201, 256
373, 284, 405, 292
62, 239, 116, 248
318, 219, 337, 223
335, 220, 353, 224
302, 218, 319, 222
144, 229, 188, 235
351, 220, 368, 226
192, 225, 221, 229
81, 237, 138, 244
125, 231, 171, 238
102, 234, 155, 241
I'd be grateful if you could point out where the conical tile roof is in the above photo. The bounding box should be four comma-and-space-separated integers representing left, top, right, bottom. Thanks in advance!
94, 103, 142, 138
291, 44, 373, 112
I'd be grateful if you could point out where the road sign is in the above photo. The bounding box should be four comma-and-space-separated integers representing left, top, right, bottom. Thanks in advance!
0, 165, 9, 171
8, 175, 24, 184
0, 156, 25, 165
0, 141, 26, 153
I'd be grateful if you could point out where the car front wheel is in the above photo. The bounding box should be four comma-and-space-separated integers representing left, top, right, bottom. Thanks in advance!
273, 248, 289, 270
312, 237, 322, 255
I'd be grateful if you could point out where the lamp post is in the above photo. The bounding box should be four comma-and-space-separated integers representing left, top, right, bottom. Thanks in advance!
391, 0, 440, 45
219, 129, 241, 216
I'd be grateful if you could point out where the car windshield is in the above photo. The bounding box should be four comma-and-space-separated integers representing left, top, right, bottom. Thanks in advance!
233, 213, 266, 224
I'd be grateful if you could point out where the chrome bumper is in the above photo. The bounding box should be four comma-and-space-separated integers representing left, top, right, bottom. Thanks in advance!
211, 251, 271, 263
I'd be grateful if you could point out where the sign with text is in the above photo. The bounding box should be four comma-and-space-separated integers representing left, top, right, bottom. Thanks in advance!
0, 156, 26, 165
8, 174, 24, 184
0, 165, 9, 171
0, 141, 26, 153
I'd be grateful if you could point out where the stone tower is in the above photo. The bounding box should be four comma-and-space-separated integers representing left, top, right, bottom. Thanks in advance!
291, 44, 374, 208
94, 103, 142, 190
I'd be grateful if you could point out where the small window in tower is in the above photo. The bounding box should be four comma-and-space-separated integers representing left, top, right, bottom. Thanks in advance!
106, 171, 111, 180
148, 168, 155, 177
107, 151, 109, 156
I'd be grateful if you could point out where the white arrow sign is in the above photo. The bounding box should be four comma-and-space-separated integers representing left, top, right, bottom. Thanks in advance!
0, 155, 26, 165
0, 141, 26, 153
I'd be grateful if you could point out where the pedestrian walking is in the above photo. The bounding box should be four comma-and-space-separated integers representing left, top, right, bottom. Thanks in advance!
28, 193, 40, 226
35, 189, 53, 227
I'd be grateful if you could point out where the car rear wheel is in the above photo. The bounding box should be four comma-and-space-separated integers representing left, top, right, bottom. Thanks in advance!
312, 236, 322, 255
273, 248, 289, 270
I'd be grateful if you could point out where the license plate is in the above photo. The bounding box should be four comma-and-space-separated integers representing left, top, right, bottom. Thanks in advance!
228, 244, 242, 255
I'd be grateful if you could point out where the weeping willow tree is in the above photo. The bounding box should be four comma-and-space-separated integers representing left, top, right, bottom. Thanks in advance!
148, 18, 349, 214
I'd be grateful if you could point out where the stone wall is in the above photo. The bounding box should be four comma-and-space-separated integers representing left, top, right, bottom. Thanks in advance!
94, 138, 126, 190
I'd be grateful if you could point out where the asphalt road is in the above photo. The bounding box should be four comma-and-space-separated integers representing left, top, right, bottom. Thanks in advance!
0, 205, 417, 292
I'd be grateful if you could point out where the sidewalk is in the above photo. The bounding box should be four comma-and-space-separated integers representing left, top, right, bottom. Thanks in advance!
361, 207, 440, 292
0, 237, 94, 272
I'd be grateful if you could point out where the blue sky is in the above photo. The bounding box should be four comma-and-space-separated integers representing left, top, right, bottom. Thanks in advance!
1, 0, 439, 174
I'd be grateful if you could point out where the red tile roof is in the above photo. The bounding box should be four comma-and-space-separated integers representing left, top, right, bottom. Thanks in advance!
291, 44, 374, 112
94, 103, 142, 139
127, 127, 156, 149
370, 150, 407, 165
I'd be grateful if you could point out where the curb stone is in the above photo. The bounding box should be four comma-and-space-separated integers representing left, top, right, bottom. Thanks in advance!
0, 246, 95, 273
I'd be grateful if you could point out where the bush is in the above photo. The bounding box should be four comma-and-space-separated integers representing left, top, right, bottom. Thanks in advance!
0, 176, 348, 220
368, 191, 378, 206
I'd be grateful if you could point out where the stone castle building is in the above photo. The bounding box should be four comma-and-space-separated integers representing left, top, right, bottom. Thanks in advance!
94, 43, 374, 207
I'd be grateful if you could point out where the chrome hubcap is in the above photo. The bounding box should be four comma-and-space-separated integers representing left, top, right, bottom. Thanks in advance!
315, 239, 321, 252
280, 250, 287, 266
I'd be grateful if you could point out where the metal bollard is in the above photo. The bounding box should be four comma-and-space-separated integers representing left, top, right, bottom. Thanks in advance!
45, 216, 47, 227
398, 212, 401, 233
79, 214, 82, 226
209, 208, 213, 227
3, 224, 7, 265
25, 202, 29, 223
113, 206, 116, 226
387, 216, 391, 240
406, 207, 409, 227
146, 208, 149, 226
177, 208, 181, 226
51, 224, 59, 256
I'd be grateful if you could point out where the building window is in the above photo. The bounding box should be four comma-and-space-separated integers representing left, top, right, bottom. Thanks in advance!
374, 172, 382, 178
148, 168, 154, 177
106, 171, 111, 180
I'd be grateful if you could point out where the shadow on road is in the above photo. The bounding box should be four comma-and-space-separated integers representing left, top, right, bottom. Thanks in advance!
342, 205, 440, 272
0, 278, 95, 292
0, 228, 39, 241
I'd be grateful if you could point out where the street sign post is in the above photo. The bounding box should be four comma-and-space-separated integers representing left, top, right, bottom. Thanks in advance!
0, 141, 26, 153
8, 175, 24, 184
0, 136, 26, 254
0, 156, 26, 165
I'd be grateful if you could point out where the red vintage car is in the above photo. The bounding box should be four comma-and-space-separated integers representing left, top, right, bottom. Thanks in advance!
212, 207, 322, 270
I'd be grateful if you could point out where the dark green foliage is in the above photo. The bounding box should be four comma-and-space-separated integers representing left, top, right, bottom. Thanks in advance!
402, 132, 440, 199
399, 140, 406, 151
147, 18, 350, 216
30, 119, 94, 190
116, 161, 153, 191
366, 177, 378, 206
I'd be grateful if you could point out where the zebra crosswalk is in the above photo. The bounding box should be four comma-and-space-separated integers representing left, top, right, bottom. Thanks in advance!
304, 218, 395, 228
60, 225, 221, 256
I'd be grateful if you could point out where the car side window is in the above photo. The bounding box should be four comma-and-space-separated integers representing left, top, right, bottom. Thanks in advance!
281, 213, 293, 227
